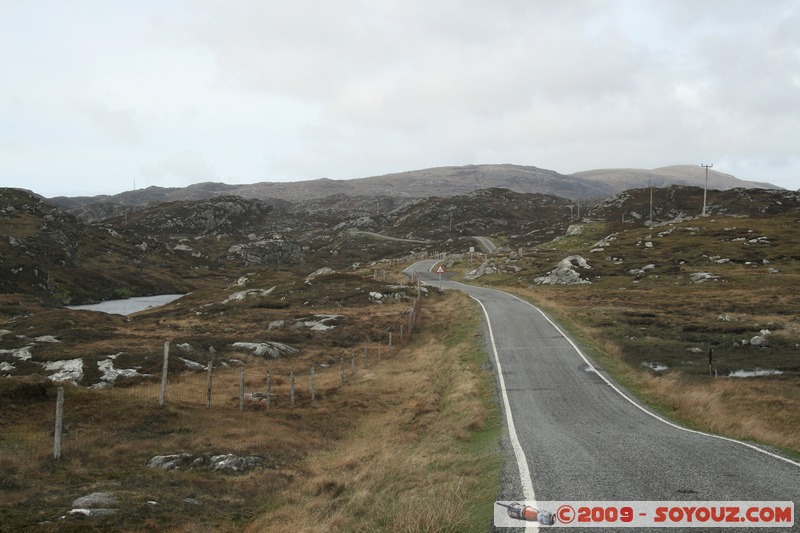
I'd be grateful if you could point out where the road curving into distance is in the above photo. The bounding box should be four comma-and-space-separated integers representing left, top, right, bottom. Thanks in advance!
406, 259, 799, 531
473, 236, 497, 253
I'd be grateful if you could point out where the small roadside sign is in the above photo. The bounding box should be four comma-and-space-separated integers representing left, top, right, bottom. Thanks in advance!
435, 265, 445, 274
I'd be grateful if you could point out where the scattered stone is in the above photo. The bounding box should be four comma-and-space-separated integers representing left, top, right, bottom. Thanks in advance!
565, 224, 584, 236
42, 358, 83, 383
689, 272, 718, 283
305, 267, 335, 283
64, 492, 119, 520
179, 357, 206, 370
95, 356, 149, 386
232, 341, 298, 358
628, 264, 656, 277
268, 320, 285, 330
72, 492, 117, 508
222, 286, 276, 304
592, 233, 617, 249
0, 346, 33, 361
749, 335, 770, 347
67, 508, 117, 518
464, 260, 497, 280
210, 454, 266, 473
728, 368, 782, 378
147, 453, 269, 473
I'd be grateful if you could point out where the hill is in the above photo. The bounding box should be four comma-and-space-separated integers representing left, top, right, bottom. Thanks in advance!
2, 183, 799, 531
572, 164, 777, 191
47, 163, 781, 219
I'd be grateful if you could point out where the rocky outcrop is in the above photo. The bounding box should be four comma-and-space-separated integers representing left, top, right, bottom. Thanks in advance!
227, 238, 304, 266
147, 453, 270, 473
231, 341, 298, 358
534, 255, 592, 285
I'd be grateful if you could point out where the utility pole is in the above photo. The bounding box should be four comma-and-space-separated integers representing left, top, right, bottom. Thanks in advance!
701, 164, 713, 216
649, 180, 654, 223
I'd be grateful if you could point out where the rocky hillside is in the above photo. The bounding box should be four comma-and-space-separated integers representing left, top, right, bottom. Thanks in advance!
573, 165, 778, 191
588, 185, 800, 223
47, 163, 781, 219
0, 188, 192, 304
4, 184, 798, 306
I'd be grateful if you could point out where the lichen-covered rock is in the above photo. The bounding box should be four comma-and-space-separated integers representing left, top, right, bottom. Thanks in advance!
534, 256, 592, 285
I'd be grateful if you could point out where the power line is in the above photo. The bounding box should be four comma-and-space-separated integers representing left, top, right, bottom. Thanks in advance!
701, 163, 713, 216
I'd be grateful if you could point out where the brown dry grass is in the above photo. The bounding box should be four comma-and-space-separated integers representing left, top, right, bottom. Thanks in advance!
245, 293, 501, 533
509, 285, 800, 456
0, 292, 500, 532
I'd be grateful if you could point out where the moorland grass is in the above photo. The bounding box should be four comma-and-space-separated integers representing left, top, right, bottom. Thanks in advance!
0, 292, 502, 532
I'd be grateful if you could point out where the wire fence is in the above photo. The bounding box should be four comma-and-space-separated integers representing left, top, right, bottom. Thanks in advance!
1, 296, 424, 463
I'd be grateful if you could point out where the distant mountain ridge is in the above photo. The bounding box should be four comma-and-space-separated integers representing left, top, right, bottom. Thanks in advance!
572, 164, 776, 191
47, 163, 780, 211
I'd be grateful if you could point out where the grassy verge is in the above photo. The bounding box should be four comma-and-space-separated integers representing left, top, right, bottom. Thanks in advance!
508, 286, 800, 459
0, 292, 502, 532
245, 291, 502, 532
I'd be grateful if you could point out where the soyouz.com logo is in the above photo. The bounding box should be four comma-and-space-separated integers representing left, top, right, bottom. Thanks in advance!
494, 501, 794, 528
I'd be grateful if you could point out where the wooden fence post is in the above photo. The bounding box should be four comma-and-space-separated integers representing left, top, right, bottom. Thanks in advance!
290, 369, 295, 409
206, 361, 213, 409
363, 347, 368, 369
159, 341, 169, 407
311, 364, 316, 401
266, 369, 271, 413
54, 386, 64, 460
340, 356, 345, 385
239, 367, 245, 412
351, 354, 356, 375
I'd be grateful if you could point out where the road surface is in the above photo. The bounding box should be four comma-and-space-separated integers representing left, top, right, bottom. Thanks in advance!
473, 236, 497, 252
407, 260, 799, 531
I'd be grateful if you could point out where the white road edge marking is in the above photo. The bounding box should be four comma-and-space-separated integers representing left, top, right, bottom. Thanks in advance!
412, 258, 798, 526
426, 256, 800, 470
505, 292, 800, 469
472, 296, 537, 503
420, 261, 538, 516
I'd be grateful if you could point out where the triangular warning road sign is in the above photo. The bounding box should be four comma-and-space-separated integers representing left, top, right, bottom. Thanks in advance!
435, 265, 445, 274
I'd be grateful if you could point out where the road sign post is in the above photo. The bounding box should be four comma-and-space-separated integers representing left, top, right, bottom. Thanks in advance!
436, 264, 445, 289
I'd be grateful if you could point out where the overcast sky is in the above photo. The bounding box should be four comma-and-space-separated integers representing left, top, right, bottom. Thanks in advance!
2, 0, 798, 197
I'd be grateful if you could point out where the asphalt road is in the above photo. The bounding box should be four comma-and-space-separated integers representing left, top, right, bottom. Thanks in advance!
407, 260, 799, 531
473, 236, 497, 252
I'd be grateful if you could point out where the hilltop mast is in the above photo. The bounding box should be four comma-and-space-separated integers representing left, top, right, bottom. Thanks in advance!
701, 163, 713, 216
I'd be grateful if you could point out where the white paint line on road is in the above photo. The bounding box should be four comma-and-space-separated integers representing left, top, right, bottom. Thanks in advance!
471, 295, 537, 504
507, 293, 800, 469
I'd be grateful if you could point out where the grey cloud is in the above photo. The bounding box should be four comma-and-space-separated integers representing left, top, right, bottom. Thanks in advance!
141, 151, 217, 183
79, 102, 143, 144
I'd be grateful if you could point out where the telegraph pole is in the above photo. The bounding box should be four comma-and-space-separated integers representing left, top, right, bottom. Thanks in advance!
701, 163, 713, 216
